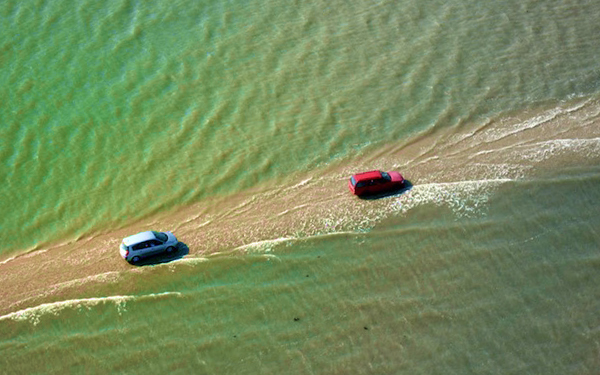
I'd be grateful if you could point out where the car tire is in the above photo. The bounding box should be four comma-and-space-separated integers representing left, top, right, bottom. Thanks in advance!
131, 256, 140, 263
166, 246, 175, 254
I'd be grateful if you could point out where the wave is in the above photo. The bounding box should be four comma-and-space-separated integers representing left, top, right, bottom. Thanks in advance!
2, 98, 599, 314
393, 178, 514, 217
234, 237, 296, 253
476, 99, 591, 144
512, 137, 600, 163
224, 178, 514, 255
0, 292, 182, 326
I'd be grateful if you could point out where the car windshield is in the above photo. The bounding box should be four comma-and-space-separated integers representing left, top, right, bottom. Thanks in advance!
350, 176, 358, 186
380, 172, 391, 181
152, 231, 168, 242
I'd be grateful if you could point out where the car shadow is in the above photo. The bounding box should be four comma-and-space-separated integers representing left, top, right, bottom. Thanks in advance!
130, 242, 190, 266
358, 180, 413, 200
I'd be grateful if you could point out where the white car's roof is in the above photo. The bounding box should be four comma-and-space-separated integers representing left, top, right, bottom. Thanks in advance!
123, 231, 156, 246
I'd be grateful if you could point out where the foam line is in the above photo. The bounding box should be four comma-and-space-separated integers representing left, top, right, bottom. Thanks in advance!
391, 178, 514, 218
478, 100, 592, 143
235, 237, 295, 252
0, 292, 182, 325
0, 255, 17, 265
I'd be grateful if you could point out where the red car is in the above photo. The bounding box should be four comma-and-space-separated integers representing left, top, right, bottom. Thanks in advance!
348, 170, 405, 196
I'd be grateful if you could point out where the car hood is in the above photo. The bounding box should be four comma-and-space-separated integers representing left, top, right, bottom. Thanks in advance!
388, 171, 404, 182
165, 231, 178, 244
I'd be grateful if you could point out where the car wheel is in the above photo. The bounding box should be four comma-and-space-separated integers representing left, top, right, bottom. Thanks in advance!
131, 256, 140, 263
166, 246, 175, 254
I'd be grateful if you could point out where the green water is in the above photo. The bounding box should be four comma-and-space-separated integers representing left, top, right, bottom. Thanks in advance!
2, 0, 599, 254
1, 0, 600, 373
2, 169, 600, 374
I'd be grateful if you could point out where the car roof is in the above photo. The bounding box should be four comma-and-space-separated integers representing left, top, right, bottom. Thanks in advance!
123, 231, 157, 246
351, 170, 383, 182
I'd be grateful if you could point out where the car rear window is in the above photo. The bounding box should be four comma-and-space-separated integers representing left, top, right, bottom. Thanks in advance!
350, 176, 357, 186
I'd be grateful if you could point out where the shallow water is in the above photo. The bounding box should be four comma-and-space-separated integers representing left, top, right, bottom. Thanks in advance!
1, 0, 600, 373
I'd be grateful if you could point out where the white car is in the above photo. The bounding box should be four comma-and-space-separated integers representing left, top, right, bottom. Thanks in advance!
119, 231, 178, 263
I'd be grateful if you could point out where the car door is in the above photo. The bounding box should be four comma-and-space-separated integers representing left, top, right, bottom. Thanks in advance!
148, 239, 164, 255
131, 242, 149, 257
355, 180, 367, 195
374, 177, 389, 193
358, 179, 380, 195
366, 178, 383, 194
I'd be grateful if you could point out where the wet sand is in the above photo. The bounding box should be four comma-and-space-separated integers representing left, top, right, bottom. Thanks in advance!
2, 98, 600, 317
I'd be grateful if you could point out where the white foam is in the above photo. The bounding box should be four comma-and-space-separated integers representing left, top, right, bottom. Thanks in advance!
391, 179, 513, 218
23, 271, 126, 306
277, 203, 308, 216
0, 255, 17, 265
478, 100, 592, 144
288, 177, 313, 189
515, 137, 600, 162
0, 249, 48, 265
161, 256, 209, 266
0, 292, 182, 325
235, 237, 295, 252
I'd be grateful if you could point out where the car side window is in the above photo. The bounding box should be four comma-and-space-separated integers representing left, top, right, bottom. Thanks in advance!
356, 181, 366, 188
132, 243, 145, 251
150, 240, 161, 246
135, 241, 157, 250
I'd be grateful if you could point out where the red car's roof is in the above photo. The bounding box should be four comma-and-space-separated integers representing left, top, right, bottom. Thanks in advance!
351, 170, 383, 182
